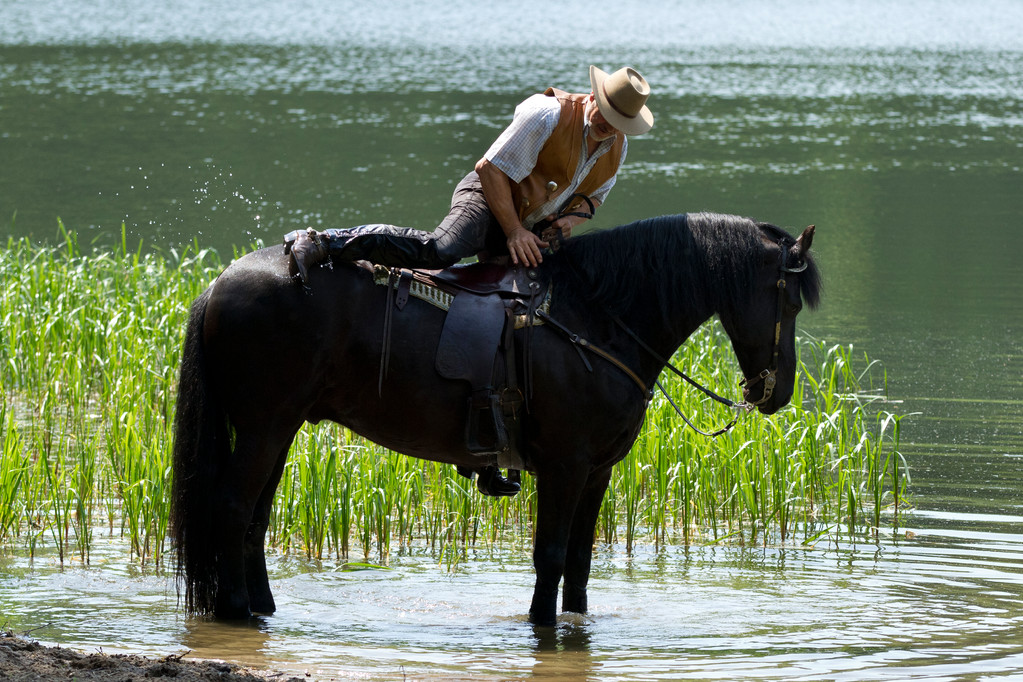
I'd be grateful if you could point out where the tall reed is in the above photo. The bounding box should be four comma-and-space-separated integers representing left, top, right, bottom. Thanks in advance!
0, 229, 911, 568
1, 226, 218, 565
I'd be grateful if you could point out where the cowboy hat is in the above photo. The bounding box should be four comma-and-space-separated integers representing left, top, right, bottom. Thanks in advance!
589, 65, 654, 136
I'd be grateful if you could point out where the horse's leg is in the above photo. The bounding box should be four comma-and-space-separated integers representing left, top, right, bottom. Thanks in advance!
244, 444, 291, 615
529, 467, 588, 626
214, 429, 295, 619
561, 468, 612, 614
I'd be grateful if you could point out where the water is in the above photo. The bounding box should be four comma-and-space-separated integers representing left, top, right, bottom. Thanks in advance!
2, 0, 1023, 678
5, 523, 1023, 680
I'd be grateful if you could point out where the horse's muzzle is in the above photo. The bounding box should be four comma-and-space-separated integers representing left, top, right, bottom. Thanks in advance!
741, 368, 778, 412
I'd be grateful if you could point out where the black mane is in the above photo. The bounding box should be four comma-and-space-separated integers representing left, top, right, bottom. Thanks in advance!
549, 212, 821, 317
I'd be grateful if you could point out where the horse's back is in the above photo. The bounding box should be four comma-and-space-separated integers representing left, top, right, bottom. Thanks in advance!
205, 245, 374, 340
200, 247, 474, 461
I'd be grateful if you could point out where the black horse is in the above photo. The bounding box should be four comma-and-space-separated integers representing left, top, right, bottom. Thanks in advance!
170, 212, 820, 626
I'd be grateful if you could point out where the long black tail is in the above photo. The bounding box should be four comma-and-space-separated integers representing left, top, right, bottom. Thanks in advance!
170, 287, 230, 616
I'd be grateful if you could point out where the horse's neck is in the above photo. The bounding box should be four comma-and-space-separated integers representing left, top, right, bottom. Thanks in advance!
619, 307, 710, 380
560, 224, 721, 382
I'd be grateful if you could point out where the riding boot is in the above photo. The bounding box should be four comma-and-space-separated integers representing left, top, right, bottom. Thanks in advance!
284, 228, 329, 283
475, 466, 521, 497
285, 225, 450, 284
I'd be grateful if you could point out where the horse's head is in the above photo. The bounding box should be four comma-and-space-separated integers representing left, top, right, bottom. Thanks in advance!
720, 224, 819, 415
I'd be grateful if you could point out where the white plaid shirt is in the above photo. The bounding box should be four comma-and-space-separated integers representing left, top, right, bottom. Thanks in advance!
483, 93, 628, 228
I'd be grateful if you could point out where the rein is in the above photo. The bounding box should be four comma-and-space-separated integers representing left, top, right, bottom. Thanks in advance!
543, 230, 806, 437
532, 193, 596, 246
536, 307, 748, 437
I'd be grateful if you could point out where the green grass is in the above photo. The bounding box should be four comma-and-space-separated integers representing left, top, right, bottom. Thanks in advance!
0, 228, 910, 568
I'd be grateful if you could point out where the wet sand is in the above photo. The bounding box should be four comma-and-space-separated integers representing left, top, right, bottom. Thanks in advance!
0, 631, 303, 682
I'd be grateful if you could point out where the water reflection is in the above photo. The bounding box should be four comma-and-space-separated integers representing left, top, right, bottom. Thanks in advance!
181, 618, 277, 669
4, 524, 1023, 679
531, 620, 597, 681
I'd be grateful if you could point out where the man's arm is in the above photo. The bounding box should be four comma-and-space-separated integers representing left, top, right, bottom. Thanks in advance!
475, 157, 548, 267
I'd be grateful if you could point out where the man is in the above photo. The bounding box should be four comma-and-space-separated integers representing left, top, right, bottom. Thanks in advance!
286, 65, 653, 277
285, 65, 654, 495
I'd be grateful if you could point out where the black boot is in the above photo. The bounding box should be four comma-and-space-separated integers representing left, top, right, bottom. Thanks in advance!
475, 466, 521, 497
284, 225, 452, 284
284, 228, 329, 283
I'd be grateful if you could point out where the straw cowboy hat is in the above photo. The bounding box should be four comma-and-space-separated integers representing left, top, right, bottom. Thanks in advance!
589, 65, 654, 135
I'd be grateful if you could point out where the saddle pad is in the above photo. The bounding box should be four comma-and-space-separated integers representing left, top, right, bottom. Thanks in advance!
373, 265, 455, 310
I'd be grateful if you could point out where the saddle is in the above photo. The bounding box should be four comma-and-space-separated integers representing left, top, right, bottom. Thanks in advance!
373, 260, 551, 470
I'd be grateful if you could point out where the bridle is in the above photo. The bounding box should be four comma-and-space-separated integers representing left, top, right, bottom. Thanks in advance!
737, 239, 808, 410
537, 235, 808, 437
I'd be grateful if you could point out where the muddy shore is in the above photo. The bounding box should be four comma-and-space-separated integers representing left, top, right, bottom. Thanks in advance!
0, 631, 304, 681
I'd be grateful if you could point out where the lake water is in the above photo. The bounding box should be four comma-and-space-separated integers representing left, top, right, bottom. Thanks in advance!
2, 1, 1023, 679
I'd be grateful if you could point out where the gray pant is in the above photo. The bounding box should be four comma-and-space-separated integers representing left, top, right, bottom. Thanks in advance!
322, 172, 505, 269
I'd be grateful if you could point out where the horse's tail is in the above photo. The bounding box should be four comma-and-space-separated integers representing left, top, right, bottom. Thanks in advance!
170, 286, 228, 616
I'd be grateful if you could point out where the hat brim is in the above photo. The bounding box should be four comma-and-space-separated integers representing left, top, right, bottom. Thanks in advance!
589, 65, 654, 136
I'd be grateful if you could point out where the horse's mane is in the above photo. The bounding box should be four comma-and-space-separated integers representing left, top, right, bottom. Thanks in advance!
549, 212, 821, 317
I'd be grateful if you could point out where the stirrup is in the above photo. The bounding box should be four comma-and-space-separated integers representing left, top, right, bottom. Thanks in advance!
466, 391, 508, 456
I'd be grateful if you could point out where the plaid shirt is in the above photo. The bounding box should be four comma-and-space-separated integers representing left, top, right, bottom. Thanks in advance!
483, 93, 628, 228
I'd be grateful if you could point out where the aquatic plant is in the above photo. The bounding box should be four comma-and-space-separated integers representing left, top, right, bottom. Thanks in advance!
0, 229, 910, 567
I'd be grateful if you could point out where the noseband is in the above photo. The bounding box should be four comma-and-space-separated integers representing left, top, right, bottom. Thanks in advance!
740, 241, 808, 407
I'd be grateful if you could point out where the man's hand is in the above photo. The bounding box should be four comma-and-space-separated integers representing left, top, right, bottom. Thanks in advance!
507, 227, 548, 267
540, 214, 576, 243
476, 158, 550, 266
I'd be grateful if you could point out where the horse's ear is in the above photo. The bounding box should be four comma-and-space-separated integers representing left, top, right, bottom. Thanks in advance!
792, 225, 815, 259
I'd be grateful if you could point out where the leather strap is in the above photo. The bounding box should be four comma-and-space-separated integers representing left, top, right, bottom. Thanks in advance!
395, 269, 412, 310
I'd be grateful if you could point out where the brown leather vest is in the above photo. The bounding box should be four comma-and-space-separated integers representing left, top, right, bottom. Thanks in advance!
511, 88, 624, 222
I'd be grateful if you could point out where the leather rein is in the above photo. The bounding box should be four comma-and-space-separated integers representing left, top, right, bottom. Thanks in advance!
538, 234, 807, 438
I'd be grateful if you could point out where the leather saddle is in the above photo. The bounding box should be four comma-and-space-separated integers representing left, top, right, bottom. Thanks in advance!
376, 260, 551, 468
431, 261, 546, 297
